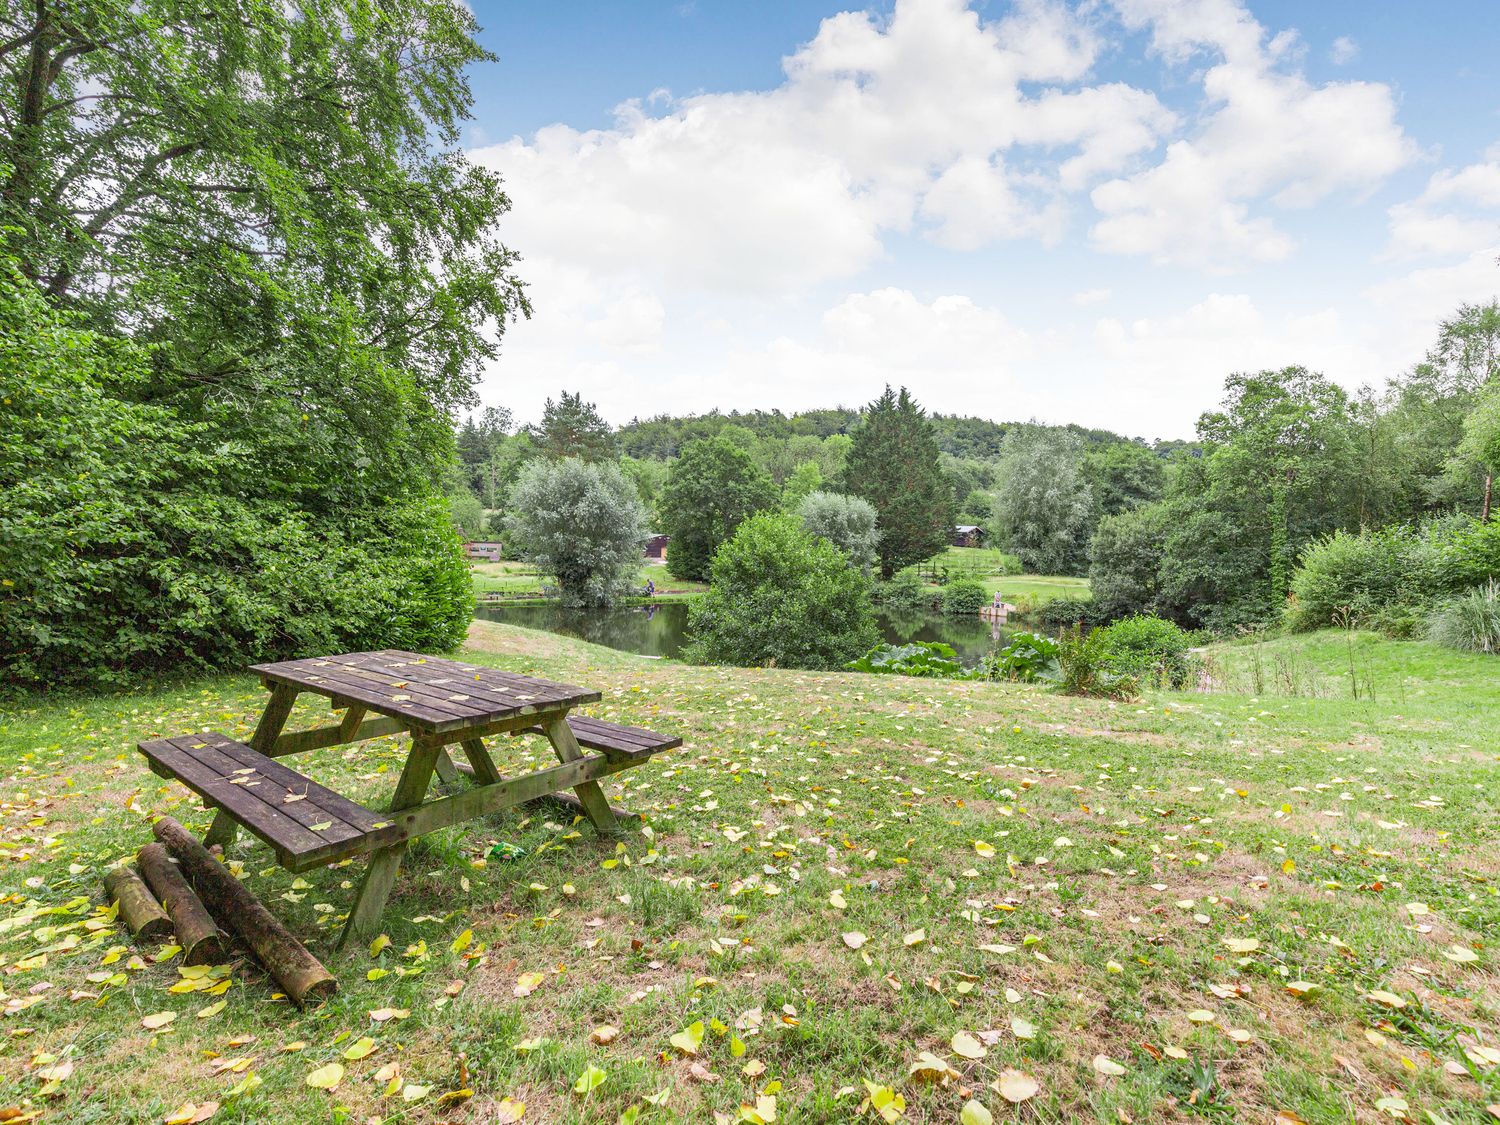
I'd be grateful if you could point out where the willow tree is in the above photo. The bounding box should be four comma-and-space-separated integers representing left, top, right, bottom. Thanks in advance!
1, 1, 527, 686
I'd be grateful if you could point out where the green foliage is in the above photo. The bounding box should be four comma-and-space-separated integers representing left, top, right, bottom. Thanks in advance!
1032, 597, 1109, 630
1082, 441, 1166, 518
1286, 526, 1437, 631
1286, 517, 1500, 634
1, 1, 519, 688
446, 484, 487, 539
1095, 615, 1194, 688
1056, 626, 1138, 700
939, 578, 989, 615
532, 391, 618, 462
875, 570, 935, 613
797, 491, 880, 574
979, 632, 1061, 683
845, 642, 965, 678
1426, 582, 1500, 654
845, 387, 954, 578
455, 407, 516, 505
660, 435, 778, 582
781, 461, 825, 509
620, 456, 671, 525
505, 459, 647, 607
1088, 502, 1172, 619
993, 426, 1093, 575
2, 249, 473, 690
684, 514, 878, 669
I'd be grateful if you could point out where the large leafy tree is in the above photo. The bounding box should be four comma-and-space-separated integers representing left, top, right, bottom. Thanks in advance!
1, 0, 525, 687
659, 435, 777, 581
845, 387, 953, 578
993, 426, 1093, 575
797, 491, 880, 575
506, 459, 647, 607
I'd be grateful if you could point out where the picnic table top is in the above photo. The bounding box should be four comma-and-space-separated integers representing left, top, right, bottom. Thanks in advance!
248, 649, 601, 734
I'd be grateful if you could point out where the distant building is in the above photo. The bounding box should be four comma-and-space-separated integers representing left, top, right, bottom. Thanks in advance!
643, 533, 670, 560
465, 541, 503, 562
951, 525, 985, 548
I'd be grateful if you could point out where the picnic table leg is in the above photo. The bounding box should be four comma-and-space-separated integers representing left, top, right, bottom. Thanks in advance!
460, 737, 505, 785
336, 735, 441, 951
207, 684, 298, 849
431, 747, 461, 788
542, 716, 619, 835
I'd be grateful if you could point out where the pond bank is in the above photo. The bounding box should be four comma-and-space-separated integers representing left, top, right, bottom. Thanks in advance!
472, 599, 1018, 662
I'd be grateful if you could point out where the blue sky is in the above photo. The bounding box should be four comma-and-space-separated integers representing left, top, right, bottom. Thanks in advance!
463, 0, 1500, 439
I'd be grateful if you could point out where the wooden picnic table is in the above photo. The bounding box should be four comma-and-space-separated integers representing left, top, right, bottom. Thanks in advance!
139, 650, 679, 949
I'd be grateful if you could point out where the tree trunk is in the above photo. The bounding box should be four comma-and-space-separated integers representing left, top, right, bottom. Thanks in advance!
103, 864, 172, 943
137, 843, 228, 965
1484, 472, 1493, 523
152, 817, 337, 1007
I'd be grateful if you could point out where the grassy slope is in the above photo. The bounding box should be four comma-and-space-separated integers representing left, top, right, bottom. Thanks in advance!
0, 628, 1496, 1123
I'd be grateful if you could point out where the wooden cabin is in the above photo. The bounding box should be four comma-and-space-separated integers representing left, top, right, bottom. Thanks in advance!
465, 541, 503, 562
951, 525, 985, 548
643, 533, 671, 560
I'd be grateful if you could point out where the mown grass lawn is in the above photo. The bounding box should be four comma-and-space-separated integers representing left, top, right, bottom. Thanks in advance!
926, 548, 1091, 609
471, 560, 707, 602
0, 625, 1495, 1123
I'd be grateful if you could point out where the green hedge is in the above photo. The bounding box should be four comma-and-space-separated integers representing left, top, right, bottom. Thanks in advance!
1, 253, 471, 691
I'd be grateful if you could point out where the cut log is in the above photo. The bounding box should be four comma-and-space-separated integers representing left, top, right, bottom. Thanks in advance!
152, 816, 337, 1007
103, 864, 172, 944
137, 843, 228, 965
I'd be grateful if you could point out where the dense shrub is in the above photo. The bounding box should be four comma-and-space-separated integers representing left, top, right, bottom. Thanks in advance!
1, 264, 471, 690
1095, 615, 1195, 688
979, 631, 1061, 683
876, 570, 936, 612
1429, 518, 1500, 593
1286, 526, 1437, 631
1286, 517, 1500, 635
684, 513, 878, 669
1056, 625, 1138, 700
1426, 582, 1500, 654
505, 458, 648, 607
940, 578, 989, 615
846, 642, 965, 677
1031, 597, 1110, 630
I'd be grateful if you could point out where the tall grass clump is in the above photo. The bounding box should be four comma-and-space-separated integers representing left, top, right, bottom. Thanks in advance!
1426, 582, 1500, 654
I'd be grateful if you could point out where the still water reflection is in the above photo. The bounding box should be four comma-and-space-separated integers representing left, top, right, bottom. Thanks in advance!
473, 600, 1012, 664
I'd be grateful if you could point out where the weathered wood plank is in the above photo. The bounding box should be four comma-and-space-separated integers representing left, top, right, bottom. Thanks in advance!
270, 714, 408, 757
167, 734, 368, 838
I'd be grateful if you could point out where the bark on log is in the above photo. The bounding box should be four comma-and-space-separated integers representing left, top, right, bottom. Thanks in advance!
152, 817, 337, 1007
137, 843, 228, 965
103, 864, 173, 944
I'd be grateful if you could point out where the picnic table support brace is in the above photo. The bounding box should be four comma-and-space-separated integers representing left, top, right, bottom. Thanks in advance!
542, 716, 619, 834
206, 683, 298, 850
337, 735, 441, 951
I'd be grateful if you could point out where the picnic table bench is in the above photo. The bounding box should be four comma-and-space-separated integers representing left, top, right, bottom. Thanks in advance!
138, 650, 679, 948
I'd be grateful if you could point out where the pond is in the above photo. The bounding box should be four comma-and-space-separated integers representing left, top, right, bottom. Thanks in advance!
474, 599, 1015, 664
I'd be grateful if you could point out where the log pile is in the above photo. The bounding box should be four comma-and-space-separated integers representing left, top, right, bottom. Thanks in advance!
103, 816, 337, 1007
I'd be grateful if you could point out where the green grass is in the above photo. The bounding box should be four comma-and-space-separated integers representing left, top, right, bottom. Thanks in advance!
0, 627, 1495, 1123
471, 559, 707, 601
926, 547, 1091, 608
